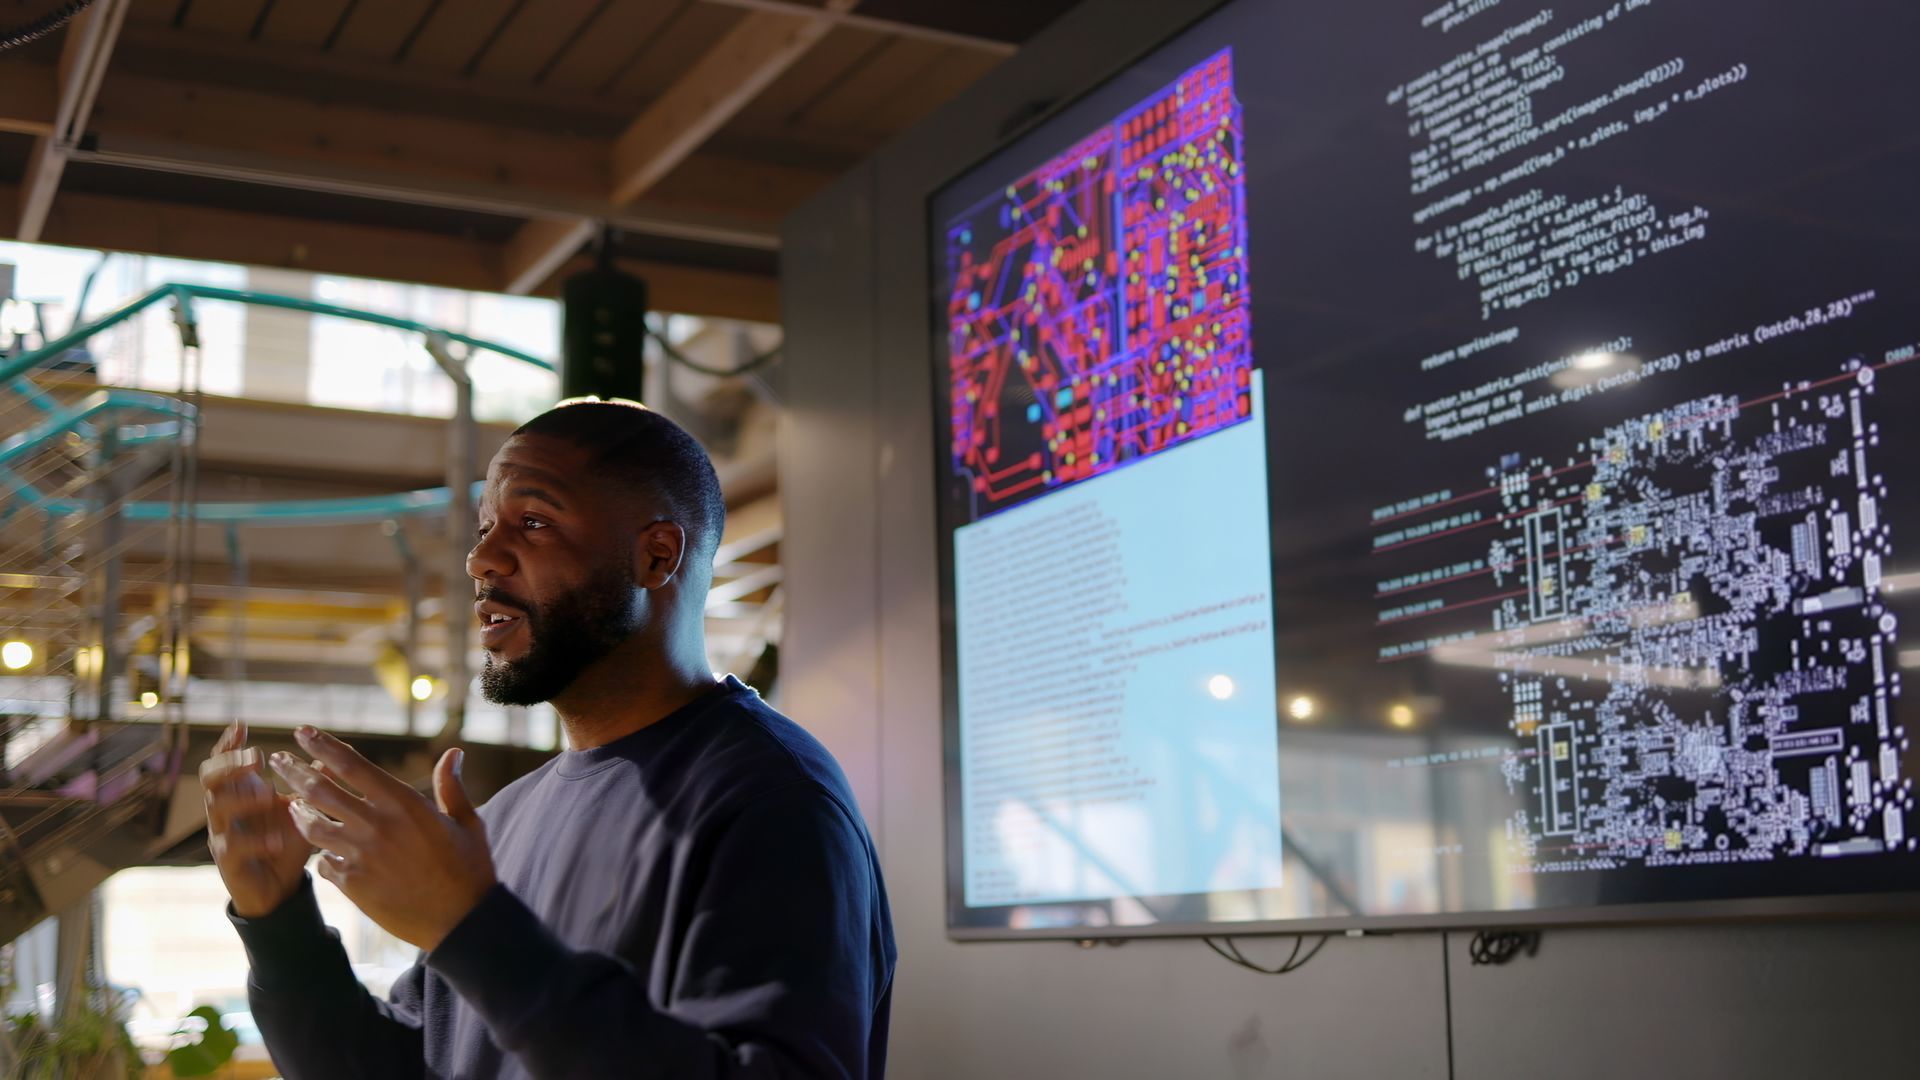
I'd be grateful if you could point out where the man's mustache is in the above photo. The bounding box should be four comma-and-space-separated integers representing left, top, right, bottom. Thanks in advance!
476, 586, 536, 618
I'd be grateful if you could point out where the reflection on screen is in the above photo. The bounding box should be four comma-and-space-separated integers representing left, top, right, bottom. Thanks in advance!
944, 51, 1282, 909
931, 0, 1920, 934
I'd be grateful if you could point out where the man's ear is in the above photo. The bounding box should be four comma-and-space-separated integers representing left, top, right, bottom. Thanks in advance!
634, 520, 687, 590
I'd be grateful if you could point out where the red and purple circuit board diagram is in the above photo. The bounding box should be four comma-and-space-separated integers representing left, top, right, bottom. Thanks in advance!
943, 48, 1253, 523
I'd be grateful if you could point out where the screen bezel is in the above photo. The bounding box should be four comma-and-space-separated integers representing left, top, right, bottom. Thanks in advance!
921, 0, 1920, 942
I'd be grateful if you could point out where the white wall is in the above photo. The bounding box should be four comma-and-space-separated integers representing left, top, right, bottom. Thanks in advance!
778, 2, 1920, 1077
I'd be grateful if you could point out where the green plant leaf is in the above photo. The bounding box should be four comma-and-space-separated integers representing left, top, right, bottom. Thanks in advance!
165, 1006, 238, 1078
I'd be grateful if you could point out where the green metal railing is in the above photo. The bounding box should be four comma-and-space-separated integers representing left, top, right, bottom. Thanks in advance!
0, 282, 552, 525
0, 279, 562, 945
0, 282, 551, 386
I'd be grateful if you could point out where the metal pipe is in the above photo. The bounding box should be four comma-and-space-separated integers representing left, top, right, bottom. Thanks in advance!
165, 289, 203, 769
224, 524, 245, 725
385, 519, 422, 737
426, 335, 473, 746
90, 429, 121, 725
52, 895, 93, 1020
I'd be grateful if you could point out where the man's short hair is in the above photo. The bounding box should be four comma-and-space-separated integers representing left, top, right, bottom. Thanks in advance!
513, 400, 726, 572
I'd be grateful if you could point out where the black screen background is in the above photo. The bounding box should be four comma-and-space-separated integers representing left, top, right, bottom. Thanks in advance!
929, 0, 1920, 935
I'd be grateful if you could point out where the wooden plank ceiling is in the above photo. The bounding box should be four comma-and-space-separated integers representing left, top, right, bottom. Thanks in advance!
0, 0, 1081, 320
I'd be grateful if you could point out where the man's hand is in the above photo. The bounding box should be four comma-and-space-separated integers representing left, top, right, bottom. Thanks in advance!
269, 726, 496, 951
201, 721, 311, 918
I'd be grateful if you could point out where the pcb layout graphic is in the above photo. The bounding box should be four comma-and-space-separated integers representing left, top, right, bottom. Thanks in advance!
1414, 362, 1913, 869
943, 49, 1253, 522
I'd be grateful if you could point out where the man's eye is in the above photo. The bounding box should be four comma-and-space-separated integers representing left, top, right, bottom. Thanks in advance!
523, 517, 547, 530
475, 524, 492, 540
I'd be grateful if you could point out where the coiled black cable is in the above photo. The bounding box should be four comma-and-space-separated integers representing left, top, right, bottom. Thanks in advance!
1202, 933, 1330, 975
645, 317, 782, 378
1466, 929, 1541, 965
0, 0, 96, 52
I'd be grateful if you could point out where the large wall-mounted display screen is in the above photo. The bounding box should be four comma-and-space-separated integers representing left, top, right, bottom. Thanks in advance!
929, 0, 1920, 936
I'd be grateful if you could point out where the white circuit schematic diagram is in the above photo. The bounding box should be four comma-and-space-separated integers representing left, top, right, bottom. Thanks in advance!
1459, 361, 1913, 870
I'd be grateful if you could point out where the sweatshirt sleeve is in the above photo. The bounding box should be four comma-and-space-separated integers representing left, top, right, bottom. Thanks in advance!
228, 873, 427, 1080
425, 780, 889, 1080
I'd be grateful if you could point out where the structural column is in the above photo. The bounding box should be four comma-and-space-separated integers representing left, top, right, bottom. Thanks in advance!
240, 267, 313, 403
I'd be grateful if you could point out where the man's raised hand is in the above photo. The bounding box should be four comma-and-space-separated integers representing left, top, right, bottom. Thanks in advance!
269, 726, 496, 951
201, 721, 310, 918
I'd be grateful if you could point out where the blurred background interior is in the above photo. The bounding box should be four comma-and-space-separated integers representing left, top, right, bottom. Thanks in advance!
0, 0, 1065, 1071
1, 0, 1919, 1078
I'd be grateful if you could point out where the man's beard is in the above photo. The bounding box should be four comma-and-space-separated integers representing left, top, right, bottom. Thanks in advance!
478, 562, 637, 706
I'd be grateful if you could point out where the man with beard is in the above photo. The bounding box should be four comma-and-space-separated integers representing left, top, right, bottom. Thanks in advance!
198, 400, 895, 1078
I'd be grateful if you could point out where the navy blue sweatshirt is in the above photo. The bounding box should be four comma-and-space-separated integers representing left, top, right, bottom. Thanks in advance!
229, 676, 895, 1079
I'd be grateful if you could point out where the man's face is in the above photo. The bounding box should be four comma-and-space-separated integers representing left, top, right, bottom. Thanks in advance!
469, 434, 641, 706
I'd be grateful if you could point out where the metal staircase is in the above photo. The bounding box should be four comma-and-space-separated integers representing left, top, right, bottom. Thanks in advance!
0, 281, 786, 946
0, 311, 201, 943
0, 284, 545, 944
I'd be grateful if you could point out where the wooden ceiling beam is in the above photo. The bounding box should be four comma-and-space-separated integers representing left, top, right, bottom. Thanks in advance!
14, 182, 502, 290
607, 257, 779, 325
73, 70, 805, 250
0, 63, 58, 137
501, 219, 600, 297
0, 183, 780, 322
87, 69, 612, 207
18, 0, 132, 242
54, 2, 1014, 314
700, 0, 1017, 55
500, 0, 859, 295
607, 4, 857, 208
69, 133, 785, 251
110, 23, 633, 134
